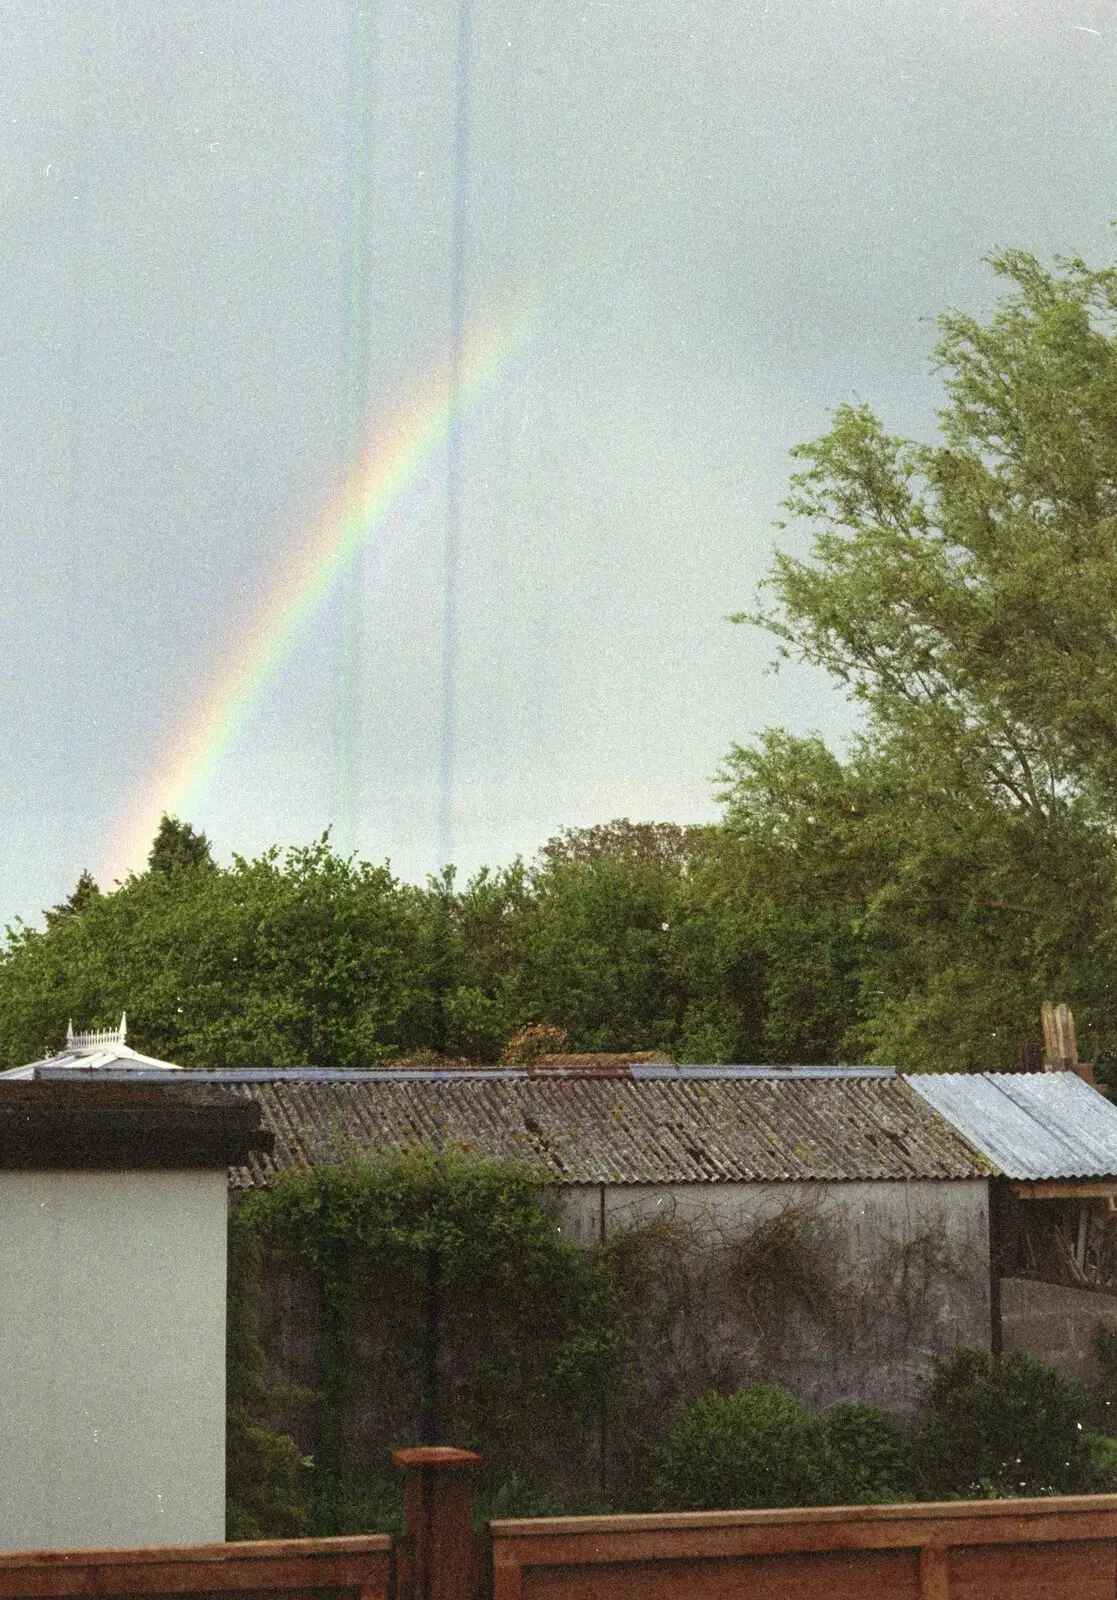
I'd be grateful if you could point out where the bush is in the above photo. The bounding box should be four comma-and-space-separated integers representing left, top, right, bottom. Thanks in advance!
1090, 1328, 1117, 1433
225, 1199, 315, 1538
225, 1409, 311, 1541
823, 1403, 912, 1504
650, 1385, 833, 1510
914, 1347, 1098, 1497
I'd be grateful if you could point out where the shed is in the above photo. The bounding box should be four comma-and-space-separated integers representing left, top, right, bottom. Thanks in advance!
0, 1078, 270, 1550
19, 1048, 1117, 1405
910, 1071, 1117, 1378
30, 1062, 992, 1415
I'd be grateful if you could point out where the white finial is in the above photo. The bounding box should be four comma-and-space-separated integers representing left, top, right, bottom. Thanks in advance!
66, 1020, 74, 1048
119, 1011, 127, 1042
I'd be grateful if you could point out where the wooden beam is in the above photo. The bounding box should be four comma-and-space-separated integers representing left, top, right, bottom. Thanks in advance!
1010, 1181, 1117, 1201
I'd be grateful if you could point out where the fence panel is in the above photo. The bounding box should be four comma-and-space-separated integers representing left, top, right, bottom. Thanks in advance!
0, 1533, 393, 1599
489, 1496, 1117, 1600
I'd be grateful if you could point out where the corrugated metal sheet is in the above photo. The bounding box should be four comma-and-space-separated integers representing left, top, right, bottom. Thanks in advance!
905, 1072, 1117, 1180
223, 1074, 991, 1188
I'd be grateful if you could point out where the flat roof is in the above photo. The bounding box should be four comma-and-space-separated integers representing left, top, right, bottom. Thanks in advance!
0, 1081, 273, 1171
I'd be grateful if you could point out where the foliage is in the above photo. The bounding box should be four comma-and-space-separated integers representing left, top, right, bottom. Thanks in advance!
225, 1411, 311, 1541
44, 869, 101, 927
649, 1385, 836, 1511
913, 1346, 1101, 1497
0, 837, 440, 1070
1089, 1328, 1117, 1433
228, 1153, 622, 1524
537, 820, 713, 870
148, 814, 216, 877
0, 816, 769, 1071
823, 1404, 912, 1504
225, 1200, 314, 1539
746, 250, 1117, 813
728, 247, 1117, 1073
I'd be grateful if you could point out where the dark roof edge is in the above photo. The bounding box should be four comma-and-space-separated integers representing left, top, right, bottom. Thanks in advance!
0, 1081, 274, 1171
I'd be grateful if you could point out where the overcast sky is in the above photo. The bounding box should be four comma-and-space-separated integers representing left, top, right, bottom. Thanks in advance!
2, 0, 1116, 922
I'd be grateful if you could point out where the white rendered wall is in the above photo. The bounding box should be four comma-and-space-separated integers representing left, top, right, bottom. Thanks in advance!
0, 1169, 227, 1550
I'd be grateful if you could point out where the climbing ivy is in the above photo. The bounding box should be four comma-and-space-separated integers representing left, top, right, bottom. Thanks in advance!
227, 1153, 623, 1532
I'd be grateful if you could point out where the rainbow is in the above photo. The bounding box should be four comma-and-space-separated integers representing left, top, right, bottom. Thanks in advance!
101, 296, 540, 882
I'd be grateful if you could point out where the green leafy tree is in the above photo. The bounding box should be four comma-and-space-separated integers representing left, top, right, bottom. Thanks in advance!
0, 831, 438, 1069
729, 249, 1117, 1072
44, 869, 102, 927
147, 814, 216, 877
746, 250, 1117, 816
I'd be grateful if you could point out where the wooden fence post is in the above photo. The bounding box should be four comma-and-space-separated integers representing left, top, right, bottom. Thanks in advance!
393, 1445, 483, 1600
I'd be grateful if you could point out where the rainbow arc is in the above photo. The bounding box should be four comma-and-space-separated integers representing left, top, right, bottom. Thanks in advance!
102, 296, 540, 883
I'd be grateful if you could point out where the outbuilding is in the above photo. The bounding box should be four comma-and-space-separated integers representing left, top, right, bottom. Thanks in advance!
0, 1041, 271, 1550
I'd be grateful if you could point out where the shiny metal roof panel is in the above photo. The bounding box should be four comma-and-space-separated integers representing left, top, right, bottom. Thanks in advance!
905, 1072, 1117, 1180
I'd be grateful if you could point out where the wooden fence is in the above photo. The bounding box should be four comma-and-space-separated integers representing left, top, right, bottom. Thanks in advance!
8, 1452, 1117, 1599
489, 1495, 1117, 1600
0, 1533, 392, 1599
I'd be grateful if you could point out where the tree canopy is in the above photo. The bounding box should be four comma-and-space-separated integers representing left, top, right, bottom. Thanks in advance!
726, 248, 1117, 1071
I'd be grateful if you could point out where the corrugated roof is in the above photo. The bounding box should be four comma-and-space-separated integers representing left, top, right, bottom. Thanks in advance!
222, 1073, 991, 1187
905, 1072, 1117, 1180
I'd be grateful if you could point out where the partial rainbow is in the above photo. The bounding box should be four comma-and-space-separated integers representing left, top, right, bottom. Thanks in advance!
102, 296, 540, 882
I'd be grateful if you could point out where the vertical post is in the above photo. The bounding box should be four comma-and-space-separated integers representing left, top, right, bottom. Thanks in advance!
393, 1446, 483, 1600
919, 1543, 950, 1598
988, 1181, 1004, 1358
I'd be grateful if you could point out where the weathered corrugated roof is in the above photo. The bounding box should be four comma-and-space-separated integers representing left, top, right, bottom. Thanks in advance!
905, 1072, 1117, 1180
222, 1073, 991, 1187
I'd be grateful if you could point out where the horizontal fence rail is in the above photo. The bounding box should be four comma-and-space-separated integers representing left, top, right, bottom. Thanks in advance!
12, 1458, 1117, 1600
0, 1533, 393, 1599
490, 1494, 1117, 1600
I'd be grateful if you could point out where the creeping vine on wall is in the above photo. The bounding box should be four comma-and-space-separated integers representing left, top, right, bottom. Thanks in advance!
228, 1170, 983, 1531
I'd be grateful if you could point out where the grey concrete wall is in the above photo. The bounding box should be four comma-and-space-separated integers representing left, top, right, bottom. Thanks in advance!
0, 1170, 228, 1550
556, 1179, 991, 1416
253, 1176, 992, 1502
1001, 1276, 1117, 1386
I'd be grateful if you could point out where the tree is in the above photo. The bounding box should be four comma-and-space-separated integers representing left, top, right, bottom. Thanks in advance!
147, 814, 215, 877
727, 249, 1117, 1073
744, 249, 1117, 817
538, 820, 713, 871
44, 869, 101, 927
0, 830, 437, 1070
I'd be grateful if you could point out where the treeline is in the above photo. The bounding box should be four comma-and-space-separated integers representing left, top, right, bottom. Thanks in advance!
0, 815, 767, 1071
0, 785, 1112, 1077
7, 246, 1117, 1075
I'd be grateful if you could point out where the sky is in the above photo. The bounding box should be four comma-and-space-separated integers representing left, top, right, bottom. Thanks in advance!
2, 0, 1116, 923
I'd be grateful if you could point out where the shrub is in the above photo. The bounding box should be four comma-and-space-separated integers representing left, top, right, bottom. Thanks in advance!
1090, 1328, 1117, 1432
650, 1385, 833, 1510
823, 1403, 912, 1504
225, 1409, 311, 1541
914, 1347, 1097, 1497
226, 1198, 314, 1538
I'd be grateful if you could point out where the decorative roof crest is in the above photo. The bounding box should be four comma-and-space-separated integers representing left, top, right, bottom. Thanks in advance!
66, 1012, 127, 1051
